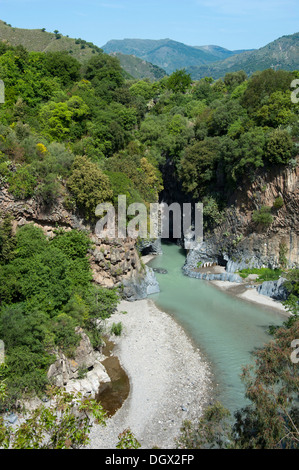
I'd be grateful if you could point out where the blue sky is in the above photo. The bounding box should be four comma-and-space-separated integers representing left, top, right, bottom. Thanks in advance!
0, 0, 298, 50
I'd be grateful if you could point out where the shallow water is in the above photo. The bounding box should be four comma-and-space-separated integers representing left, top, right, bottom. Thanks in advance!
148, 242, 285, 415
96, 338, 130, 417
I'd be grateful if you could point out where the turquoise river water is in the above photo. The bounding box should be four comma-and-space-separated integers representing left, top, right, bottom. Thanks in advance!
147, 242, 286, 415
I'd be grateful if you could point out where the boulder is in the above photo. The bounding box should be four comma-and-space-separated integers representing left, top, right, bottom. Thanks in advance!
47, 328, 111, 398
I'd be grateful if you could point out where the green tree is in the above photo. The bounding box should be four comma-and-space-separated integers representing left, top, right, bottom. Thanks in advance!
167, 69, 192, 94
67, 155, 113, 220
233, 318, 299, 449
44, 51, 80, 86
176, 402, 232, 449
265, 129, 294, 164
0, 213, 16, 264
178, 138, 220, 198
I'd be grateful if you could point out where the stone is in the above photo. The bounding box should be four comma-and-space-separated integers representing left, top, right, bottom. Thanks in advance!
47, 329, 111, 398
257, 277, 288, 300
153, 268, 168, 274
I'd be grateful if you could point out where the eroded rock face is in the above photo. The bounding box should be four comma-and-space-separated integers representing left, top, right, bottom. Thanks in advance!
257, 278, 288, 300
0, 188, 160, 300
184, 163, 299, 275
47, 328, 110, 398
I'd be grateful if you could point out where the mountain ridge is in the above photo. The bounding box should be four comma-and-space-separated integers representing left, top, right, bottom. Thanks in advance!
102, 37, 254, 74
186, 32, 299, 79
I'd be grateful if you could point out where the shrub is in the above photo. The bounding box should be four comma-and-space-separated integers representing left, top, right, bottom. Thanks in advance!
8, 165, 37, 199
272, 196, 284, 210
110, 322, 122, 336
252, 206, 273, 227
35, 174, 61, 205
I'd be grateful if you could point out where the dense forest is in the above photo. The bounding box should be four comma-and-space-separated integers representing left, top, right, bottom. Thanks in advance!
0, 41, 298, 448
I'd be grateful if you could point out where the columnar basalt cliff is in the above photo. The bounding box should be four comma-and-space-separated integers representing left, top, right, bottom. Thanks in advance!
184, 162, 299, 275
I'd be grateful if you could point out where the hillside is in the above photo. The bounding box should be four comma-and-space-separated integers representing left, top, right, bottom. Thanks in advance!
194, 44, 255, 60
187, 32, 299, 79
0, 19, 100, 63
110, 52, 167, 80
102, 38, 252, 74
0, 20, 169, 81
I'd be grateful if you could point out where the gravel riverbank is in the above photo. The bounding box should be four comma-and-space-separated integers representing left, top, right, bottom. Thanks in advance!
87, 299, 212, 449
210, 280, 289, 316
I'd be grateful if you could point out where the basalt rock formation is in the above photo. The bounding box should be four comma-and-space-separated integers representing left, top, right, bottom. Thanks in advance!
184, 162, 299, 277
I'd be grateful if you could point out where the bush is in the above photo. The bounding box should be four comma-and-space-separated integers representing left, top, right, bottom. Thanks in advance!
272, 196, 284, 210
238, 267, 282, 282
252, 206, 273, 227
110, 322, 122, 336
8, 165, 37, 199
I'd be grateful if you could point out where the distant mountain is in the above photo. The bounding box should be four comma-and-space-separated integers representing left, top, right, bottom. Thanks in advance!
102, 38, 253, 74
186, 32, 299, 79
110, 52, 167, 80
193, 44, 255, 60
0, 20, 167, 81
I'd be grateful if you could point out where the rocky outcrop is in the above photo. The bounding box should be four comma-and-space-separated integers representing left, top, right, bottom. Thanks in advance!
47, 327, 110, 398
256, 277, 288, 301
0, 188, 160, 300
184, 163, 299, 277
90, 236, 160, 300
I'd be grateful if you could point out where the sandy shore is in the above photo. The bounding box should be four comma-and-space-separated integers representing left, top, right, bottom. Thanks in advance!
210, 280, 289, 316
87, 299, 212, 449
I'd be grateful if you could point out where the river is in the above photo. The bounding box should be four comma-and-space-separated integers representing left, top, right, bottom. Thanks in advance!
147, 242, 285, 415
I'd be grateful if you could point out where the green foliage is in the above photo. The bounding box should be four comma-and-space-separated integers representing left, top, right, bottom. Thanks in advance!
105, 144, 163, 203
224, 70, 247, 90
166, 69, 192, 94
272, 196, 284, 210
241, 69, 294, 112
116, 428, 141, 449
233, 318, 299, 449
0, 223, 119, 400
282, 268, 299, 315
265, 129, 294, 164
52, 313, 80, 358
0, 213, 16, 264
252, 206, 273, 227
44, 51, 80, 86
176, 402, 232, 449
51, 229, 91, 260
105, 171, 144, 208
35, 173, 61, 205
110, 322, 123, 336
67, 155, 113, 220
129, 80, 157, 101
8, 165, 37, 199
238, 267, 282, 282
0, 386, 107, 449
202, 196, 225, 230
178, 138, 220, 198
